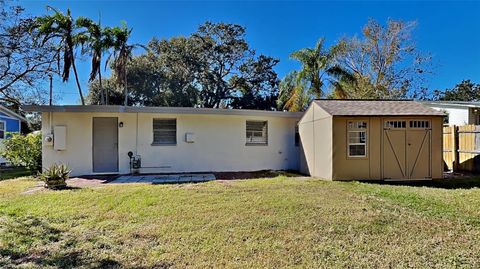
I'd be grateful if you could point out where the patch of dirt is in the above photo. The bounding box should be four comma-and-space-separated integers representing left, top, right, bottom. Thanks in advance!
66, 177, 111, 188
213, 170, 301, 180
22, 182, 47, 195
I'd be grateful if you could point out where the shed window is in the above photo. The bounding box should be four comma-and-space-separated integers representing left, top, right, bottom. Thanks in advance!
409, 120, 430, 129
0, 121, 4, 139
348, 121, 367, 157
153, 119, 176, 145
246, 121, 268, 145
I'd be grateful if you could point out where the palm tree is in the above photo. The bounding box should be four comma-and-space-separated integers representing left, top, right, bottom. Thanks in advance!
34, 7, 85, 105
290, 38, 334, 99
105, 22, 144, 106
278, 71, 312, 112
326, 65, 356, 99
76, 16, 112, 105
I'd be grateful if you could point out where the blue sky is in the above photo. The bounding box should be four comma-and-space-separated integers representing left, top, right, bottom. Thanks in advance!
21, 0, 480, 104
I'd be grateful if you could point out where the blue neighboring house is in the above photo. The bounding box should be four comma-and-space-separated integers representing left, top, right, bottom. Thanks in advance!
0, 105, 27, 165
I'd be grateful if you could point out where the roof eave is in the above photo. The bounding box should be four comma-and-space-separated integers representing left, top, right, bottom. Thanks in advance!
0, 105, 27, 122
22, 105, 303, 118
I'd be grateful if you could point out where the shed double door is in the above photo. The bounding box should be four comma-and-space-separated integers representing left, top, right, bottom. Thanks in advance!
383, 119, 431, 180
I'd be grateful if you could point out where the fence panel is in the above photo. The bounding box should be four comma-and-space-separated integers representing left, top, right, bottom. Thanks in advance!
444, 124, 480, 172
443, 126, 454, 171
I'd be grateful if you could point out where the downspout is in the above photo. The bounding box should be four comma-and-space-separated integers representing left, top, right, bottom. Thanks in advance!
135, 112, 138, 155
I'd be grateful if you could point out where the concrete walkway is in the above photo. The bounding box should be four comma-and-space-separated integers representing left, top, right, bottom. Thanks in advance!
109, 174, 216, 184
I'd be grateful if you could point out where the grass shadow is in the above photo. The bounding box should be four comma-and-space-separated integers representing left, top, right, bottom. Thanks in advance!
0, 215, 122, 268
363, 176, 480, 190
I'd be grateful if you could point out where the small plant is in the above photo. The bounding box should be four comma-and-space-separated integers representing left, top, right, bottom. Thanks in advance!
39, 164, 71, 189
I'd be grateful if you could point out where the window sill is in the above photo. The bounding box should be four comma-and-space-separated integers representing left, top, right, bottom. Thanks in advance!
346, 156, 368, 160
151, 143, 177, 146
246, 143, 268, 146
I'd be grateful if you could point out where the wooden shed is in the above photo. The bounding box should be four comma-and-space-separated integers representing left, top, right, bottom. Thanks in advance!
299, 100, 445, 180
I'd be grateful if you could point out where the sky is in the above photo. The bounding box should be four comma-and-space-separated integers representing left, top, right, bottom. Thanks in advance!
20, 0, 480, 105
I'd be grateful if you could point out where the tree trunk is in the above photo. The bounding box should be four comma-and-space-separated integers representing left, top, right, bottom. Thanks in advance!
98, 68, 105, 105
71, 56, 85, 105
123, 67, 128, 106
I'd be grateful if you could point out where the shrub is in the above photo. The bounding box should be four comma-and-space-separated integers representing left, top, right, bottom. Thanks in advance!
39, 163, 70, 189
0, 132, 41, 172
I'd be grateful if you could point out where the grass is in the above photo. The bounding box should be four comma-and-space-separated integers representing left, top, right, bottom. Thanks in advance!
0, 176, 480, 268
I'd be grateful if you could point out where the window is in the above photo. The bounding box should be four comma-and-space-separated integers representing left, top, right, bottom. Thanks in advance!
409, 120, 430, 129
385, 120, 406, 129
152, 119, 176, 145
246, 121, 268, 145
0, 121, 4, 139
348, 120, 367, 157
295, 123, 300, 147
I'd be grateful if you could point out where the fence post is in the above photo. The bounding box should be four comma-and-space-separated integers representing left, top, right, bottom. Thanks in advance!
452, 125, 458, 172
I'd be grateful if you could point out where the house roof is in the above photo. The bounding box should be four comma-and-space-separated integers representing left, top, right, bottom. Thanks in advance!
22, 105, 303, 118
314, 100, 445, 116
421, 101, 480, 109
0, 105, 27, 122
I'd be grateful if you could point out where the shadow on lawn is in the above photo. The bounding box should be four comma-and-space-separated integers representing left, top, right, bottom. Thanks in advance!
364, 176, 480, 190
0, 215, 122, 268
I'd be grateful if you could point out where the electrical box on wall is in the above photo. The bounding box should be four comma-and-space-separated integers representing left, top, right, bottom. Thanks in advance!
53, 125, 67, 151
185, 132, 195, 143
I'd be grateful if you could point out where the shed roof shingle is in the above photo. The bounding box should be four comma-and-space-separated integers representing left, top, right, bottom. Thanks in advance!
314, 100, 445, 116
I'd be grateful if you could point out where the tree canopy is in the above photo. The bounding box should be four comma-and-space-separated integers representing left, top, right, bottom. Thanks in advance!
1, 2, 438, 113
278, 19, 433, 111
88, 22, 280, 109
433, 80, 480, 101
0, 2, 57, 109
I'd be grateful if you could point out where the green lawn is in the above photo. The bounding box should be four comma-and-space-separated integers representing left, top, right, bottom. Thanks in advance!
1, 177, 480, 268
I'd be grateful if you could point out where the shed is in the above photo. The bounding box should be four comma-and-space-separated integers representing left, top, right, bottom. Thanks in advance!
299, 100, 445, 180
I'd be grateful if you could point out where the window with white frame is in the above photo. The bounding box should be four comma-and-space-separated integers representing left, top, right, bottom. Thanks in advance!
152, 119, 176, 145
0, 121, 4, 139
348, 121, 367, 157
246, 120, 268, 145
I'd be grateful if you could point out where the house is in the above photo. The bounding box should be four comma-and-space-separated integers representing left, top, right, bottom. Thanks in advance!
0, 105, 27, 165
22, 105, 302, 176
422, 101, 480, 126
298, 100, 444, 180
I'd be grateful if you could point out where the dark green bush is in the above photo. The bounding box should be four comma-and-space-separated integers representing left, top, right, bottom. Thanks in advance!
0, 133, 41, 172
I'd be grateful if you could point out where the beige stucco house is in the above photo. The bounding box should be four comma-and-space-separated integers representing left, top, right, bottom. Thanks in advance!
23, 105, 302, 176
299, 100, 445, 180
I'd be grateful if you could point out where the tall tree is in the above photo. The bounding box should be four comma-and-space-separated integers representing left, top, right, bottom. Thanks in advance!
192, 22, 254, 108
331, 19, 431, 99
76, 16, 112, 105
105, 22, 143, 105
33, 7, 85, 105
0, 2, 56, 107
290, 38, 335, 98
